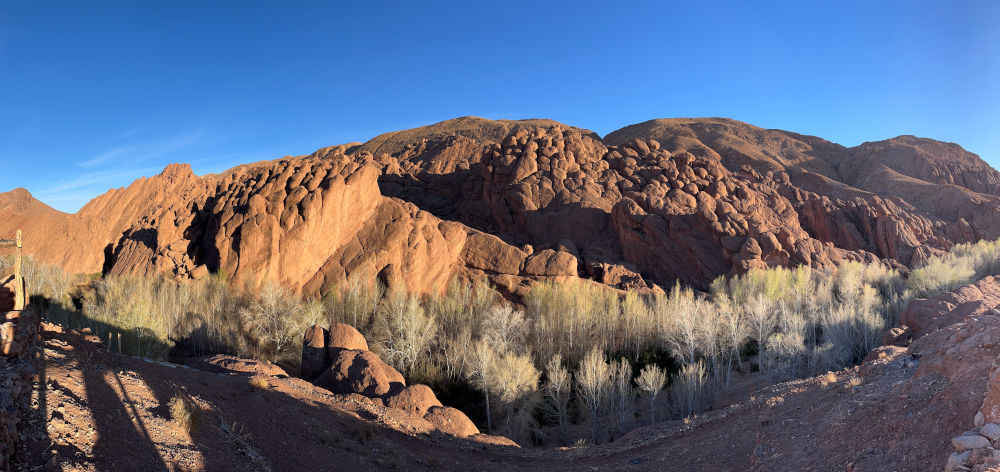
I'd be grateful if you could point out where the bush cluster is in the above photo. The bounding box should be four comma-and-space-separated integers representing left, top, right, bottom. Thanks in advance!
16, 237, 1000, 446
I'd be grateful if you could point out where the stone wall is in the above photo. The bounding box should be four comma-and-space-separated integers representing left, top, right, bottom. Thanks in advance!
0, 304, 40, 469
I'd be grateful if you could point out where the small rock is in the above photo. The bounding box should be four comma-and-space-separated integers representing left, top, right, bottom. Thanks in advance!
946, 450, 972, 472
976, 411, 986, 427
982, 423, 1000, 442
953, 434, 990, 452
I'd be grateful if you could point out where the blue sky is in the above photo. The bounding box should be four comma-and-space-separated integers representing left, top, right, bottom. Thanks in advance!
1, 1, 998, 213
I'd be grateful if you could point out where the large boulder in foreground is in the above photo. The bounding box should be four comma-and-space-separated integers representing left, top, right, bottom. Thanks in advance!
301, 325, 331, 381
424, 406, 479, 438
327, 323, 369, 354
385, 385, 442, 418
313, 349, 405, 398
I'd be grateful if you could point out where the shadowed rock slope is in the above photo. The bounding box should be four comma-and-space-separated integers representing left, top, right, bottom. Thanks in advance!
3, 116, 1000, 294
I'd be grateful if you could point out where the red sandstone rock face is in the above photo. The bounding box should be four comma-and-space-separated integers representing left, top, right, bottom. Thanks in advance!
5, 116, 1000, 295
899, 276, 1000, 338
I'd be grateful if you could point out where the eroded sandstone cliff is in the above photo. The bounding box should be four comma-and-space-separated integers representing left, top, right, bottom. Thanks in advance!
3, 116, 999, 296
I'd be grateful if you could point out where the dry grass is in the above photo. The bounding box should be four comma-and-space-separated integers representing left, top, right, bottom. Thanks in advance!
819, 372, 838, 391
355, 425, 375, 443
319, 431, 341, 446
169, 395, 202, 434
248, 376, 270, 392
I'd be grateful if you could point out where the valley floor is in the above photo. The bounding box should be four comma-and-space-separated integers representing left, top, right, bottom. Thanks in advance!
16, 315, 987, 472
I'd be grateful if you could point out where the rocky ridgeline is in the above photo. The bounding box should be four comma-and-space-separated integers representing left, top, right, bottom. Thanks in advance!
7, 116, 1000, 299
300, 324, 481, 440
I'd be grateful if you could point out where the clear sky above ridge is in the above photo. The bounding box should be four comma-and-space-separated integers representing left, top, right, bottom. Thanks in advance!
1, 1, 998, 212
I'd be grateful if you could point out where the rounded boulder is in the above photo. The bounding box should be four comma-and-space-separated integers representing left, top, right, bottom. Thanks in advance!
424, 406, 479, 438
313, 349, 404, 398
300, 325, 331, 381
328, 323, 369, 354
385, 384, 442, 418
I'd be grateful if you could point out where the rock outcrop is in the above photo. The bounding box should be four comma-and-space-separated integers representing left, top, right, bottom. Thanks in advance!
314, 349, 406, 399
184, 354, 288, 377
300, 325, 330, 381
303, 324, 480, 439
5, 116, 1000, 295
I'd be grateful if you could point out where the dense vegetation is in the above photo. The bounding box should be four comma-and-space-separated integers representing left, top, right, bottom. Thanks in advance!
7, 238, 1000, 446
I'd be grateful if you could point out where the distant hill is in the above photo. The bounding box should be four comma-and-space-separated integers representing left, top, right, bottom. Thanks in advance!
3, 116, 998, 295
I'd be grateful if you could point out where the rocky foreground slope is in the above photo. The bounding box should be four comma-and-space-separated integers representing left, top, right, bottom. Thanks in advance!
3, 117, 999, 297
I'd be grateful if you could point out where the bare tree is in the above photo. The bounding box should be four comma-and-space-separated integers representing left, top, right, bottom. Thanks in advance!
659, 285, 701, 366
576, 346, 610, 444
492, 351, 540, 444
744, 294, 776, 375
239, 280, 300, 362
541, 354, 571, 441
636, 363, 667, 424
466, 339, 497, 433
670, 359, 707, 419
481, 304, 526, 355
609, 357, 635, 439
375, 290, 438, 376
716, 295, 747, 396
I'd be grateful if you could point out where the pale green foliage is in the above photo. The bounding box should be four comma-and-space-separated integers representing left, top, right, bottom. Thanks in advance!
428, 276, 493, 382
84, 275, 179, 359
908, 238, 1000, 298
80, 274, 317, 362
30, 235, 1000, 445
526, 279, 621, 364
491, 352, 540, 444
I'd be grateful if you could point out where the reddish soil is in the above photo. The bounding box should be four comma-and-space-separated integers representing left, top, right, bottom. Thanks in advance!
16, 301, 993, 472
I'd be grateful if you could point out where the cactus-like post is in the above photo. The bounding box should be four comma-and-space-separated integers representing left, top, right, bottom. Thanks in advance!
13, 230, 22, 310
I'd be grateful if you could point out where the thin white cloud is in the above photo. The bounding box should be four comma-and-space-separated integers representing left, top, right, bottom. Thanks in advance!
38, 166, 163, 196
79, 147, 132, 167
77, 130, 204, 168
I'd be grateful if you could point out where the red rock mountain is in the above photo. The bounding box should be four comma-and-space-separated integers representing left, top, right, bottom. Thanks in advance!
3, 117, 999, 296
